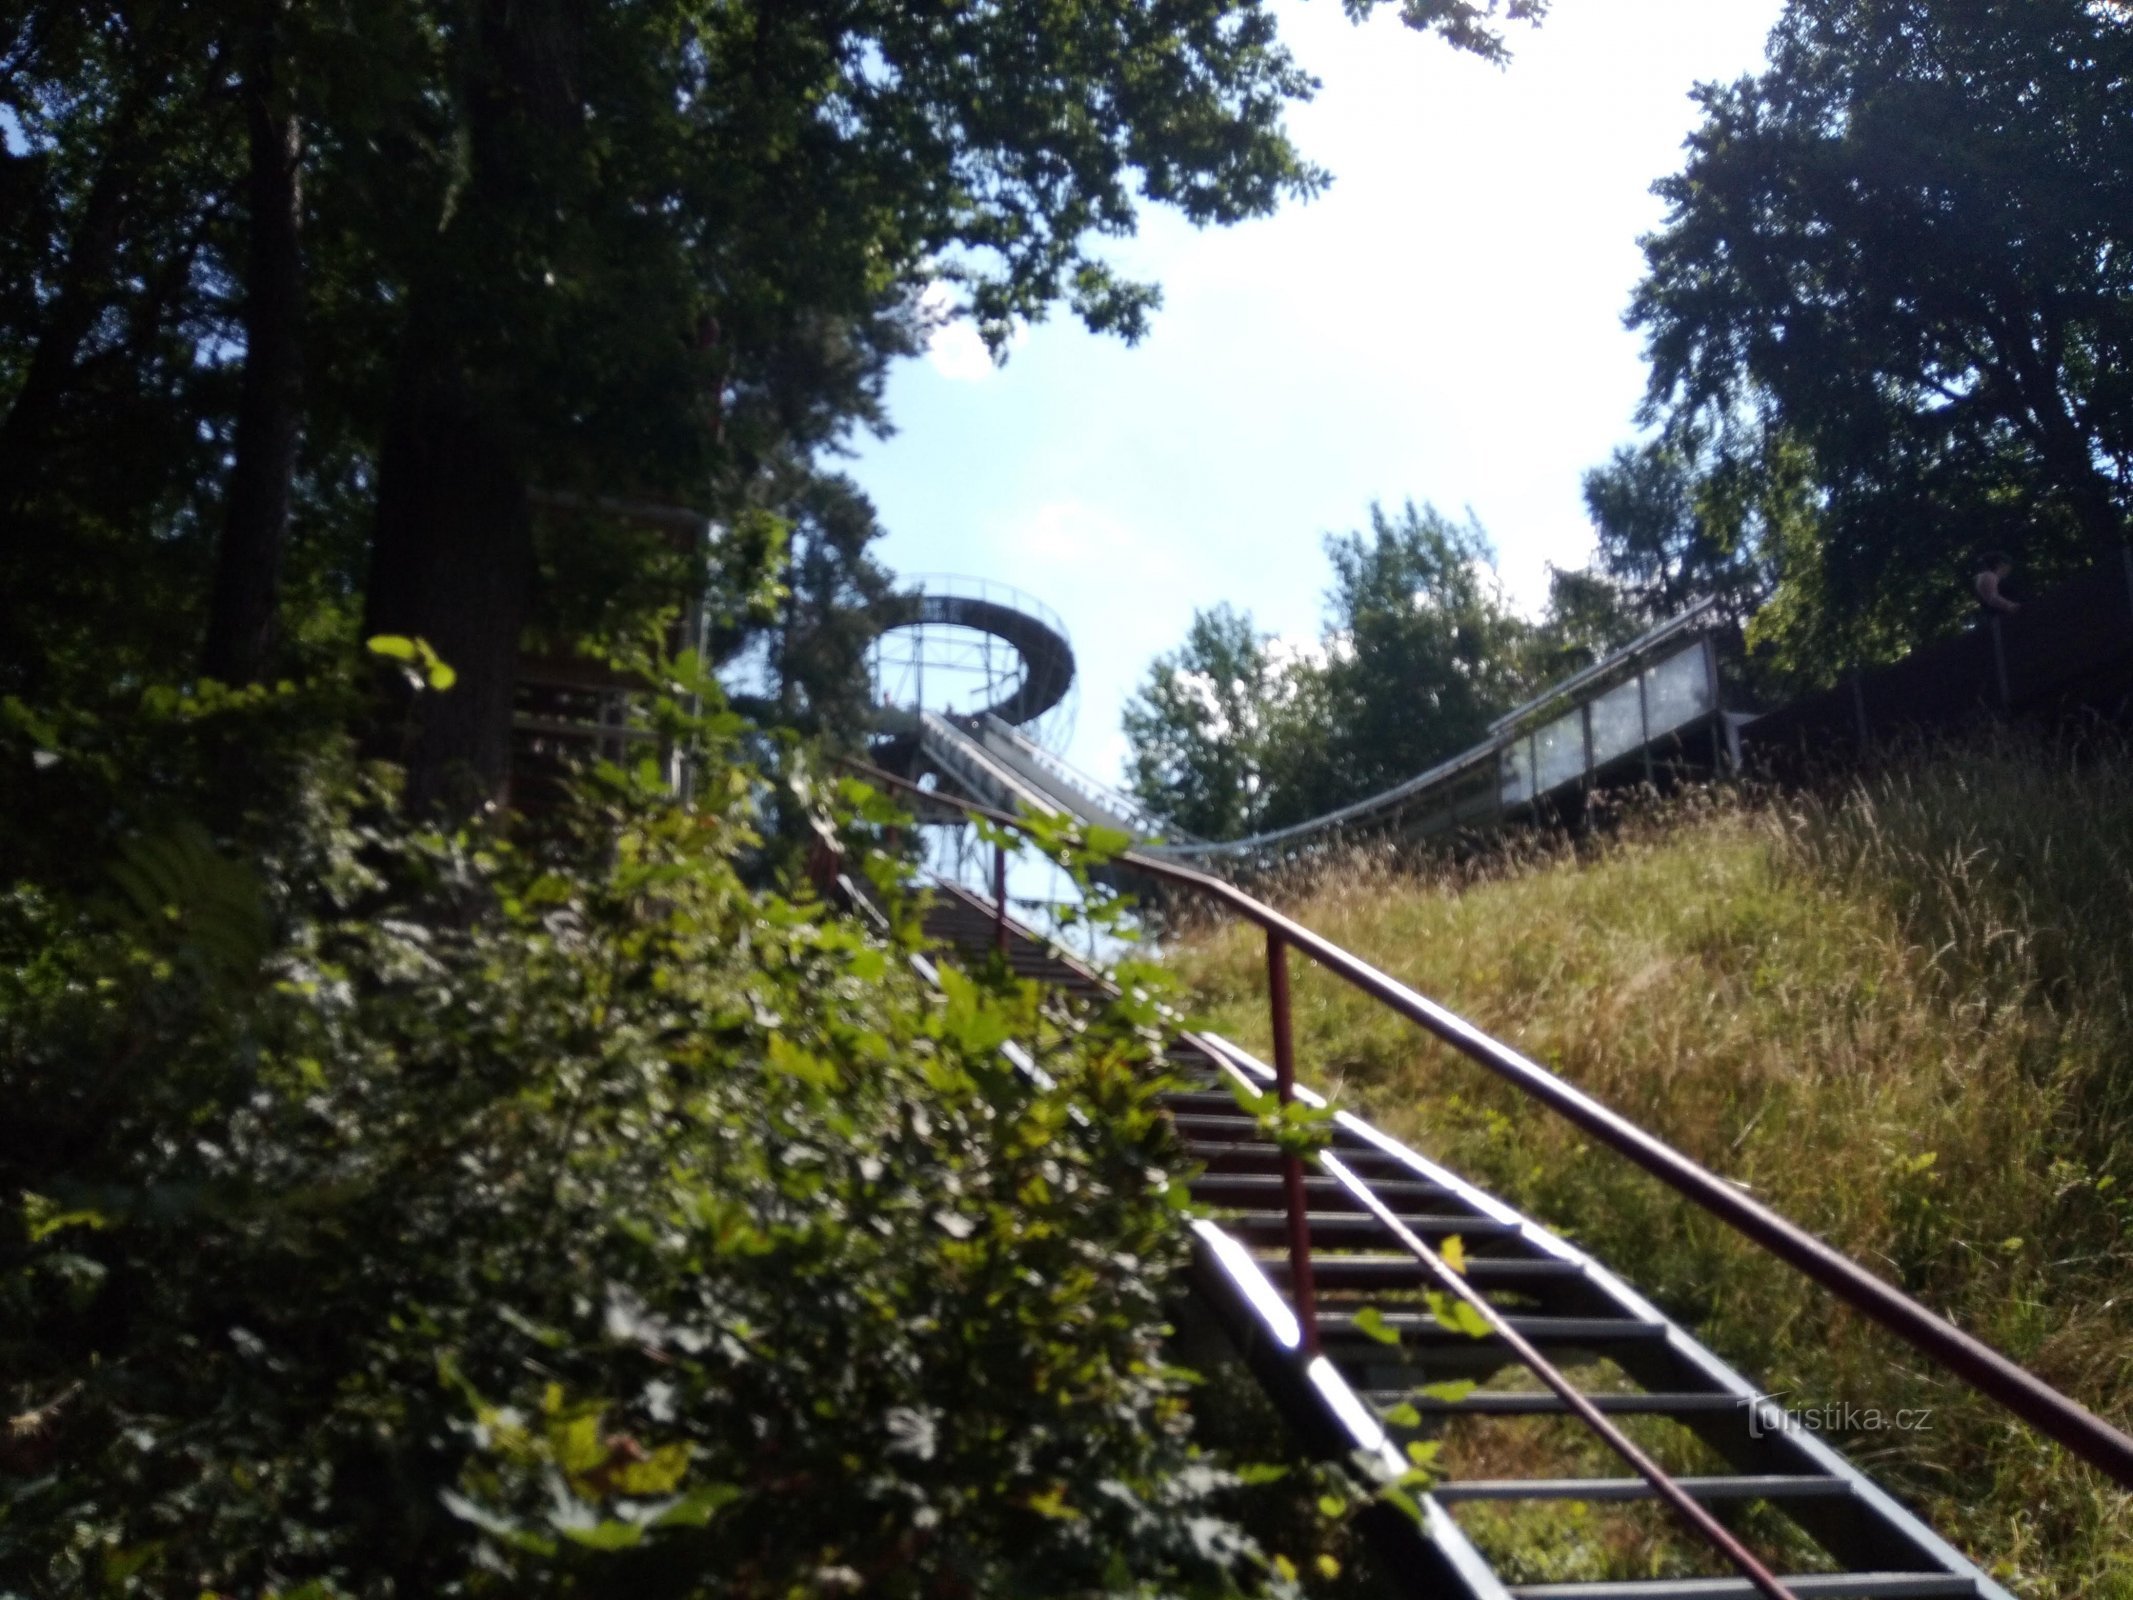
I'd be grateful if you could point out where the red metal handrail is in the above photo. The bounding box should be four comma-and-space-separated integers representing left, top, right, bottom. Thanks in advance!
930, 858, 1800, 1600
1320, 1153, 1798, 1600
843, 758, 2133, 1492
1265, 932, 1321, 1354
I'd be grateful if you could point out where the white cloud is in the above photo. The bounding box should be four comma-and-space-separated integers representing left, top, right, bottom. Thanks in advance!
1015, 500, 1136, 565
927, 318, 999, 382
920, 280, 1027, 382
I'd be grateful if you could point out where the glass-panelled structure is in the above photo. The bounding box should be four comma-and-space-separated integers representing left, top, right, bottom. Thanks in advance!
1500, 735, 1535, 807
1534, 713, 1586, 791
1644, 640, 1715, 735
1499, 636, 1717, 808
1588, 675, 1646, 766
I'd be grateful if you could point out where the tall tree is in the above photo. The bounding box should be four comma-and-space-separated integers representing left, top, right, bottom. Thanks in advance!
1526, 564, 1648, 679
768, 469, 899, 748
349, 0, 1553, 808
1580, 428, 1788, 635
201, 4, 305, 686
1124, 502, 1538, 839
1314, 501, 1534, 803
0, 2, 238, 695
3, 0, 1548, 793
350, 0, 1340, 808
1632, 0, 2133, 660
1123, 604, 1303, 842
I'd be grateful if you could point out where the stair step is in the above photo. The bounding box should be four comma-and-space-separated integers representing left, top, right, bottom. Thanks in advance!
1186, 1141, 1420, 1176
1191, 1173, 1454, 1209
1264, 1253, 1576, 1288
1162, 1090, 1280, 1112
1433, 1474, 1849, 1504
1324, 1312, 1669, 1346
1222, 1212, 1512, 1244
1365, 1389, 1748, 1417
1505, 1577, 1980, 1600
1168, 1113, 1383, 1152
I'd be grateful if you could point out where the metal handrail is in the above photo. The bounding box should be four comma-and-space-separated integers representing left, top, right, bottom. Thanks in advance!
843, 757, 2133, 1491
1485, 596, 1720, 735
1141, 739, 1500, 863
1320, 1154, 1797, 1600
909, 840, 1800, 1597
975, 713, 1193, 842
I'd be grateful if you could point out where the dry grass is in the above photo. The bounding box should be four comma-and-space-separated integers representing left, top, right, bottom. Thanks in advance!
1161, 732, 2133, 1597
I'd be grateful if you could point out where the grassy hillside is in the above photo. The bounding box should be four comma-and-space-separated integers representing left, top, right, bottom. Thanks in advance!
1161, 735, 2133, 1597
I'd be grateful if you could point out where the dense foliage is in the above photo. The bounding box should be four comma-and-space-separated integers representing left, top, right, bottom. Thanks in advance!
1, 1, 1578, 1586
0, 0, 1546, 808
1613, 0, 2133, 681
0, 676, 1300, 1598
1122, 503, 1627, 840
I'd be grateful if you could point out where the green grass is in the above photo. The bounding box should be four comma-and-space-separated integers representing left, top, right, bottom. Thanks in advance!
1161, 734, 2133, 1597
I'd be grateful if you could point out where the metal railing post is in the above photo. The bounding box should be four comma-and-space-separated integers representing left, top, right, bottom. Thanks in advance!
993, 842, 1009, 954
841, 757, 2133, 1489
1266, 930, 1320, 1352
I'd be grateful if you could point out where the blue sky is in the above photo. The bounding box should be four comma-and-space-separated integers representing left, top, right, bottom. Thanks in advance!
848, 0, 1786, 789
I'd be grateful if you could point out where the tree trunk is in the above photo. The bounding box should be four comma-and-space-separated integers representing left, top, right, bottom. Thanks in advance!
0, 115, 139, 513
363, 335, 534, 814
359, 0, 579, 814
202, 26, 303, 686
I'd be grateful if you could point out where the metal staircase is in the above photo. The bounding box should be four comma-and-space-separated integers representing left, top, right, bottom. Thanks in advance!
911, 878, 2033, 1600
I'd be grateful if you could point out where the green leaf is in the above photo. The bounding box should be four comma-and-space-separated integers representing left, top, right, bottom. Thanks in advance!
1351, 1306, 1400, 1346
607, 1442, 691, 1496
366, 633, 455, 690
1025, 1485, 1080, 1520
1081, 824, 1133, 863
651, 1484, 745, 1527
1376, 1484, 1425, 1526
1426, 1291, 1494, 1339
767, 1033, 842, 1091
23, 1192, 113, 1244
558, 1518, 645, 1550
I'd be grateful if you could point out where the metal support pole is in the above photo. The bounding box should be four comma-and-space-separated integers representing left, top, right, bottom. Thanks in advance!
993, 842, 1009, 954
1266, 930, 1320, 1352
1638, 667, 1653, 786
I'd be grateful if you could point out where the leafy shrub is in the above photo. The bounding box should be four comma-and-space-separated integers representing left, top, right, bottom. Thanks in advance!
0, 683, 1280, 1599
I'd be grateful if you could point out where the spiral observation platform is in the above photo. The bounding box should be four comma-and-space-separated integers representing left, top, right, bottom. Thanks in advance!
869, 576, 1077, 741
868, 576, 1184, 843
